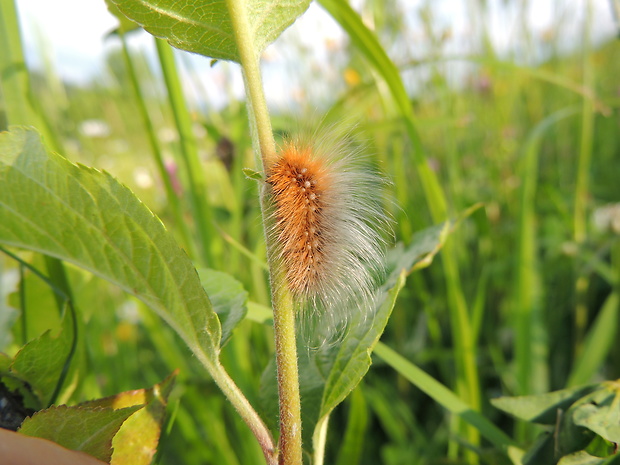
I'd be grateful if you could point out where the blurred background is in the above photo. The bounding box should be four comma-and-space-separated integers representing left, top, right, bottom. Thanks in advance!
2, 0, 620, 464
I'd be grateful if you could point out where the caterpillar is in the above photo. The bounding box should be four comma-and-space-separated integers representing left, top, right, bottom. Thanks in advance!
265, 123, 391, 341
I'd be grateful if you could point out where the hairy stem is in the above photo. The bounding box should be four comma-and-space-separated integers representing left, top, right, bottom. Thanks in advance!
209, 361, 278, 465
270, 273, 303, 465
225, 0, 276, 165
226, 0, 303, 464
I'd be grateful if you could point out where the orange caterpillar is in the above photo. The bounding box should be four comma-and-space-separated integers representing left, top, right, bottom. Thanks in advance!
265, 124, 391, 338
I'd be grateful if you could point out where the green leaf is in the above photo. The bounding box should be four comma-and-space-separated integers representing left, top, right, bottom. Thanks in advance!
374, 343, 518, 453
491, 384, 599, 425
109, 373, 177, 465
242, 167, 264, 181
318, 271, 405, 420
0, 126, 221, 374
558, 451, 620, 465
259, 273, 406, 450
571, 382, 620, 445
260, 221, 453, 450
197, 268, 247, 346
105, 0, 141, 34
109, 0, 311, 62
0, 353, 10, 372
567, 293, 619, 387
18, 404, 141, 463
584, 434, 618, 459
70, 373, 176, 465
385, 221, 452, 278
7, 255, 63, 338
8, 312, 72, 408
247, 301, 273, 325
521, 433, 555, 465
557, 387, 610, 457
334, 386, 369, 465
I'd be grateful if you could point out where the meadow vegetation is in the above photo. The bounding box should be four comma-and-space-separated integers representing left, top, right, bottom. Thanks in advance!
1, 1, 619, 464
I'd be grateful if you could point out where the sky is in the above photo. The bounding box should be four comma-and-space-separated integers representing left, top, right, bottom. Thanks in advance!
13, 0, 619, 110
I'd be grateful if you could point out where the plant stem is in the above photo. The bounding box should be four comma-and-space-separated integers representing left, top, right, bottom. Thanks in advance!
119, 31, 196, 260
224, 1, 276, 165
155, 38, 215, 267
270, 275, 303, 465
209, 361, 278, 465
573, 1, 594, 356
226, 1, 303, 463
312, 414, 329, 465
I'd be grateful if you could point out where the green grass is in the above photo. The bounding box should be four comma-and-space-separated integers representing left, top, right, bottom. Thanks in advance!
1, 1, 620, 464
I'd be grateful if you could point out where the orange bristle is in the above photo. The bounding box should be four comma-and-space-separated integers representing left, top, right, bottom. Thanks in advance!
266, 144, 331, 297
265, 123, 391, 342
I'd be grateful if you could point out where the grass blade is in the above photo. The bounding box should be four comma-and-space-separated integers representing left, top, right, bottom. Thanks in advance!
373, 342, 521, 456
567, 293, 619, 387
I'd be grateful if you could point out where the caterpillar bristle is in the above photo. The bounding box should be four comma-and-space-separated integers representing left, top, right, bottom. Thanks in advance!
266, 122, 391, 342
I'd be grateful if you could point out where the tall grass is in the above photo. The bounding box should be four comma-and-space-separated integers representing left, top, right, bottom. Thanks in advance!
1, 0, 619, 464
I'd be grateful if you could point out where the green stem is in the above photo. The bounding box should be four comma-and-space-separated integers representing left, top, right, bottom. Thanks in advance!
573, 2, 594, 356
119, 31, 196, 260
224, 1, 276, 165
225, 1, 302, 463
270, 276, 303, 465
209, 361, 278, 465
312, 415, 329, 465
0, 0, 48, 139
155, 38, 215, 267
18, 264, 27, 344
0, 247, 79, 407
0, 0, 35, 127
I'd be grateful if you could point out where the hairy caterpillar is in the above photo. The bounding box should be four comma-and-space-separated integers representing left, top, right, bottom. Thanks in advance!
265, 123, 391, 341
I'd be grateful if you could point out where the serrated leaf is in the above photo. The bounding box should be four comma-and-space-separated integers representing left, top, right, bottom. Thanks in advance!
18, 404, 141, 462
0, 127, 221, 375
259, 274, 407, 449
198, 268, 247, 346
314, 213, 485, 446
491, 384, 599, 425
109, 0, 311, 62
